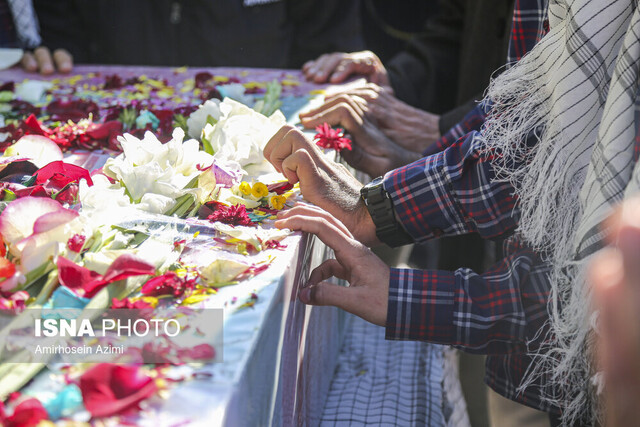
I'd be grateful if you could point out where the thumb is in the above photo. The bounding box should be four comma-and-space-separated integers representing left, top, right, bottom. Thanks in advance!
281, 148, 319, 187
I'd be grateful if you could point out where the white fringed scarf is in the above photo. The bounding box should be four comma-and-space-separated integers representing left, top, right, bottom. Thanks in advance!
482, 0, 640, 423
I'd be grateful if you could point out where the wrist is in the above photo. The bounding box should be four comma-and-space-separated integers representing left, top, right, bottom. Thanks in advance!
360, 177, 413, 247
353, 198, 380, 246
418, 112, 441, 151
399, 146, 423, 167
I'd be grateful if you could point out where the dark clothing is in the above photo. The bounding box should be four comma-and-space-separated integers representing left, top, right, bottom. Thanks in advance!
0, 0, 18, 48
360, 0, 438, 63
35, 0, 364, 69
386, 0, 514, 135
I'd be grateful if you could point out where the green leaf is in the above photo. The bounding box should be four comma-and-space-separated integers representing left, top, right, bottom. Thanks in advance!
1, 190, 16, 202
201, 134, 214, 155
172, 113, 189, 134
258, 80, 283, 117
118, 107, 138, 131
0, 91, 13, 103
205, 114, 218, 126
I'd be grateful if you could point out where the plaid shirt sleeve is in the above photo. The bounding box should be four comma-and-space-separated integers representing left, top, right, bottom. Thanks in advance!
383, 129, 519, 244
385, 238, 550, 354
423, 102, 490, 157
382, 127, 551, 354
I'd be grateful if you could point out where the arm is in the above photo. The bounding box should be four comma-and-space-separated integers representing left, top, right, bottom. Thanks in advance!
384, 128, 520, 243
386, 238, 550, 354
276, 197, 551, 355
424, 101, 490, 156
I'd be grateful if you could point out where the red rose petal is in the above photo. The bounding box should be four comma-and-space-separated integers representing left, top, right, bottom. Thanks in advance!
80, 364, 157, 418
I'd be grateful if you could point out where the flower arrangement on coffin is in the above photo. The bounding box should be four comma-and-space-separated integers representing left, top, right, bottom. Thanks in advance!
0, 78, 305, 423
0, 75, 285, 155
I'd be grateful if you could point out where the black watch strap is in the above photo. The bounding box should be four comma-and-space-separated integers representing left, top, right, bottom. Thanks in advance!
360, 177, 413, 247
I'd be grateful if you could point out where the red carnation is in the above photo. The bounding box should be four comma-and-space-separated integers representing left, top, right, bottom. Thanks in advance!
207, 203, 253, 226
314, 122, 352, 152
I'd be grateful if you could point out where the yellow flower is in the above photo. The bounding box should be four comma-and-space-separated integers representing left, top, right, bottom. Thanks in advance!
239, 181, 252, 196
251, 182, 269, 199
270, 195, 286, 210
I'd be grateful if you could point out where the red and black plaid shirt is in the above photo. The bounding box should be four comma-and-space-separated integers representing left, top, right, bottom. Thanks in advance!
383, 0, 559, 415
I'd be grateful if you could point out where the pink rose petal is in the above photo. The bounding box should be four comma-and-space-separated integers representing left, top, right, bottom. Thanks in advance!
32, 208, 79, 234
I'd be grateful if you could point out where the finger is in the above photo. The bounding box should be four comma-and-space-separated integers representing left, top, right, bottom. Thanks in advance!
300, 94, 366, 122
308, 259, 348, 286
329, 61, 357, 83
368, 103, 395, 128
341, 142, 391, 176
299, 280, 354, 308
20, 52, 37, 72
311, 54, 345, 83
279, 148, 318, 185
591, 249, 623, 318
590, 249, 630, 380
33, 46, 54, 75
326, 88, 380, 104
302, 59, 315, 74
305, 53, 329, 76
299, 103, 363, 138
264, 125, 296, 165
268, 131, 322, 175
53, 49, 73, 73
276, 204, 353, 237
264, 125, 321, 174
329, 60, 374, 84
274, 213, 359, 260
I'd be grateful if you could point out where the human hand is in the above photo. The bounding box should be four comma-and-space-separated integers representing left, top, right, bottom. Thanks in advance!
302, 50, 390, 86
590, 197, 640, 425
264, 125, 379, 246
324, 84, 441, 153
275, 204, 390, 326
21, 47, 73, 75
347, 84, 441, 151
299, 93, 422, 177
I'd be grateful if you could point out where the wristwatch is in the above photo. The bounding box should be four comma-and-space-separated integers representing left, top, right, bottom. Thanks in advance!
360, 177, 413, 247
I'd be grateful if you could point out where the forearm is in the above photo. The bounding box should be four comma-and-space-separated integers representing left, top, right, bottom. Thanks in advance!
385, 239, 551, 355
383, 130, 520, 243
424, 101, 490, 157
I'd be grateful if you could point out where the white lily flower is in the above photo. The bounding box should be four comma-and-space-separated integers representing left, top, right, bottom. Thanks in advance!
202, 98, 286, 168
186, 99, 223, 139
102, 128, 214, 214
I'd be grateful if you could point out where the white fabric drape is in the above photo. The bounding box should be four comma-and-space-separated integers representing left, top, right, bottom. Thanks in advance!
482, 0, 640, 423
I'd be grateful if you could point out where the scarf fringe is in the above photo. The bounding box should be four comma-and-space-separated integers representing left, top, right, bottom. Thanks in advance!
519, 263, 601, 425
481, 16, 621, 423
